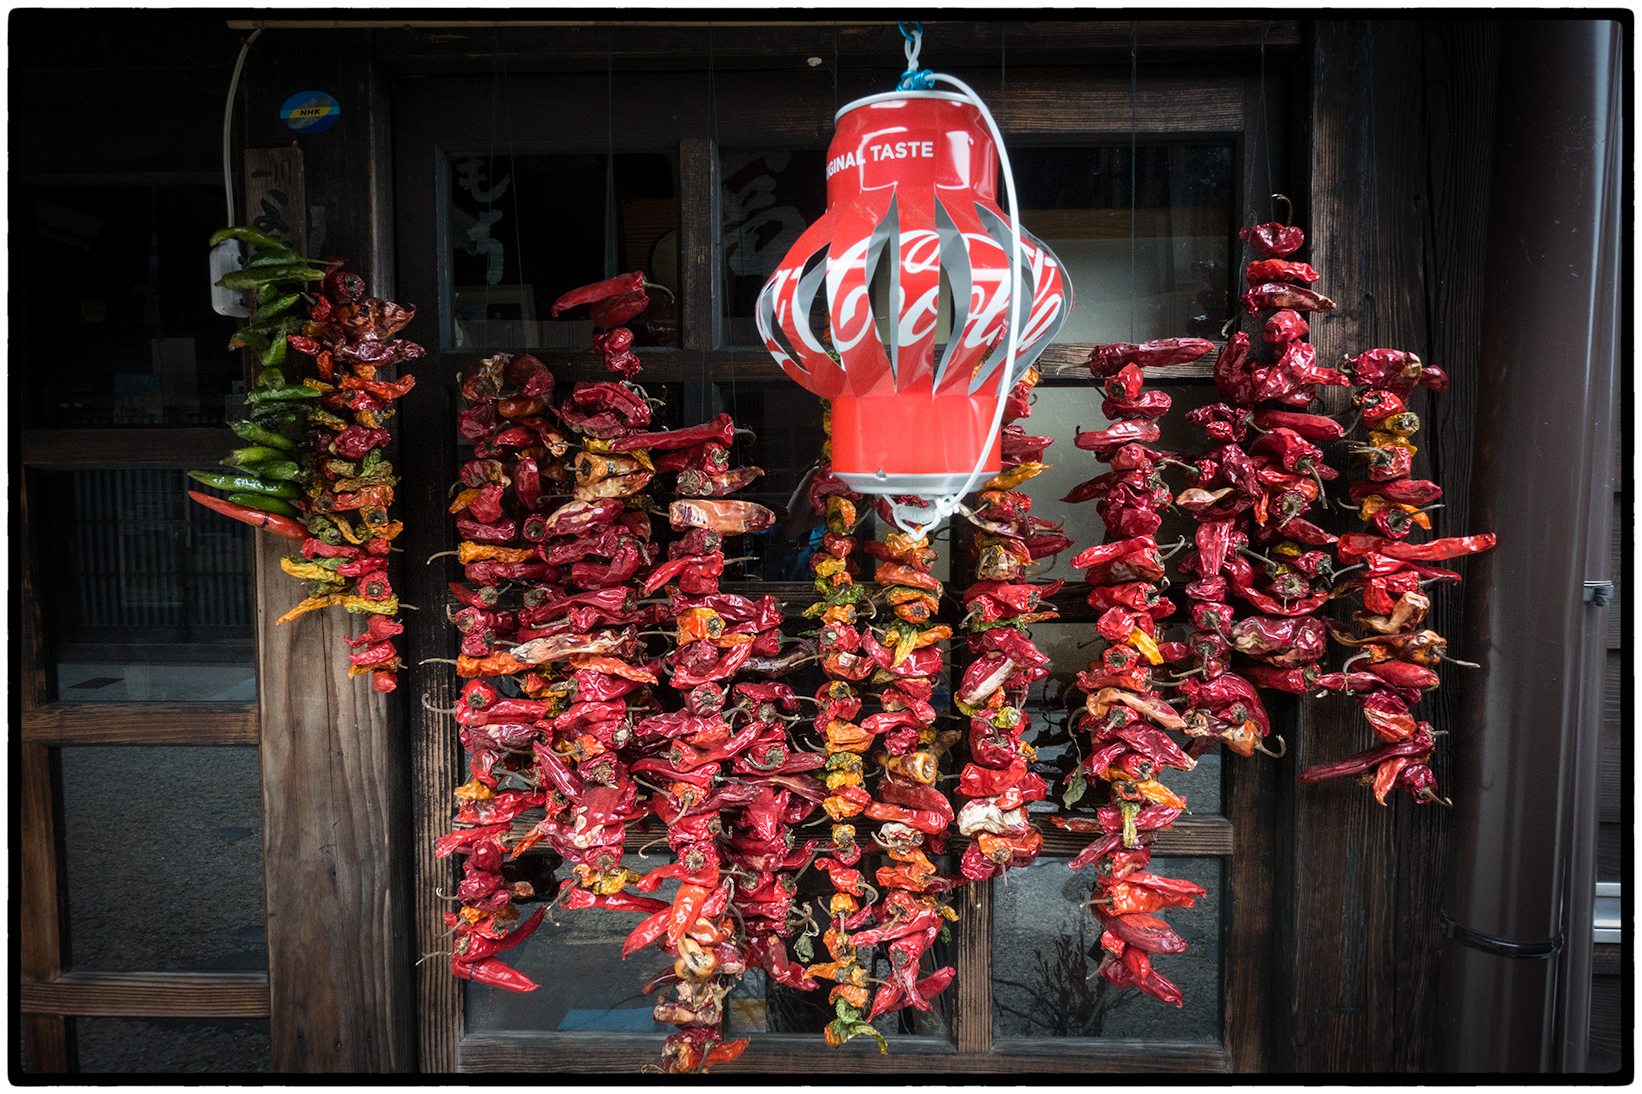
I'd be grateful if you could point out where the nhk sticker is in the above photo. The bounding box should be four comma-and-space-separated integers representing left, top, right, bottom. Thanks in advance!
280, 91, 340, 134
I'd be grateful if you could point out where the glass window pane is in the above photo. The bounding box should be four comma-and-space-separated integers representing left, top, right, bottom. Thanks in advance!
1018, 382, 1221, 589
1014, 143, 1234, 344
72, 1017, 270, 1073
721, 148, 827, 347
717, 143, 1233, 349
992, 855, 1221, 1042
17, 184, 248, 428
60, 746, 266, 972
46, 470, 256, 703
469, 849, 952, 1041
446, 152, 679, 352
1025, 623, 1221, 816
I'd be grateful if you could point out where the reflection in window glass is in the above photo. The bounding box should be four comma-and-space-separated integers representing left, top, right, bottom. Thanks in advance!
48, 470, 256, 703
61, 746, 266, 972
73, 1017, 270, 1073
1025, 624, 1222, 817
447, 153, 679, 352
469, 850, 952, 1041
1014, 144, 1234, 345
466, 862, 675, 1034
720, 149, 827, 347
1008, 382, 1221, 588
17, 184, 246, 428
718, 144, 1233, 349
993, 856, 1221, 1042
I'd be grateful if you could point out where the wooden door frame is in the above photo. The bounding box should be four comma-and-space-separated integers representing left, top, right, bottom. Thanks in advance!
391, 39, 1290, 1073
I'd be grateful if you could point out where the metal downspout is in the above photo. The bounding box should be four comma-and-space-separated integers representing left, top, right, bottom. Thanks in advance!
1436, 18, 1625, 1073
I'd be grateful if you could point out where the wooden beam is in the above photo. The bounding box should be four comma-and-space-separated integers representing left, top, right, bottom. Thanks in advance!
245, 36, 414, 1073
1279, 20, 1498, 1073
361, 20, 1301, 76
20, 428, 236, 469
951, 879, 994, 1054
20, 745, 71, 1073
677, 138, 719, 352
21, 703, 259, 746
488, 344, 1215, 386
20, 467, 73, 1073
20, 972, 270, 1018
457, 1029, 1232, 1072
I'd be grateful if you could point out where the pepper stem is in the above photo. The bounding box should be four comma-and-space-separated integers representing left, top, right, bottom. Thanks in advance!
1439, 652, 1482, 668
420, 694, 460, 715
1339, 650, 1373, 682
1157, 537, 1191, 561
418, 657, 460, 667
1220, 314, 1240, 340
1272, 192, 1293, 227
1237, 544, 1285, 574
425, 550, 459, 564
634, 834, 670, 859
1255, 735, 1287, 759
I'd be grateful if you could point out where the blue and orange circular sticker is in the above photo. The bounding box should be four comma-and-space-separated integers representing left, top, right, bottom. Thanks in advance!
280, 91, 340, 134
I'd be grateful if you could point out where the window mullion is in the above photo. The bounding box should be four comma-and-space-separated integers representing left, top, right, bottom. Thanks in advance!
678, 136, 720, 352
952, 878, 996, 1055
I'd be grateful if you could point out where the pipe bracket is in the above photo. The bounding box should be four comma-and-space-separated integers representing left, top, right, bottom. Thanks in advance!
1440, 909, 1564, 959
1583, 580, 1614, 606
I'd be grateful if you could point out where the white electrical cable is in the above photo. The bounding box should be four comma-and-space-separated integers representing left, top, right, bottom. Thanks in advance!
222, 28, 263, 225
884, 70, 1027, 540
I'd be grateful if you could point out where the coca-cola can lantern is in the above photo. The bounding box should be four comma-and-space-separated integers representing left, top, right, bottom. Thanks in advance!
756, 90, 1071, 497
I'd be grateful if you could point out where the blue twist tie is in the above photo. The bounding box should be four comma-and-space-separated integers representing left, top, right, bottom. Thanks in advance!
898, 67, 936, 91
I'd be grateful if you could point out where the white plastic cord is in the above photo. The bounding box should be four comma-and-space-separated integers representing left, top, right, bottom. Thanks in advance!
884, 71, 1026, 539
222, 28, 263, 224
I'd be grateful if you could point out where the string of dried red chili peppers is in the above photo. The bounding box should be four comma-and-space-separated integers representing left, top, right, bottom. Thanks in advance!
1162, 219, 1342, 752
1300, 347, 1493, 803
955, 365, 1060, 883
1058, 338, 1212, 1010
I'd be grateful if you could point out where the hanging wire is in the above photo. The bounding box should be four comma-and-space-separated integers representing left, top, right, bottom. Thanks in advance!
701, 22, 715, 408
1259, 21, 1276, 205
604, 25, 618, 280
1366, 31, 1382, 339
221, 26, 263, 224
1129, 21, 1138, 343
708, 22, 739, 438
483, 24, 503, 319
832, 21, 840, 116
502, 34, 527, 314
897, 21, 934, 89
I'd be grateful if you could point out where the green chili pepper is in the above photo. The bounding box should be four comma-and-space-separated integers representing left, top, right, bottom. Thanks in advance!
209, 225, 287, 251
259, 339, 289, 368
230, 419, 296, 451
216, 265, 326, 291
257, 292, 301, 320
256, 366, 287, 389
245, 385, 321, 403
226, 445, 290, 467
246, 247, 305, 268
238, 459, 302, 482
248, 403, 300, 427
360, 448, 383, 475
308, 408, 350, 430
228, 492, 302, 518
232, 315, 304, 349
230, 328, 271, 352
188, 469, 301, 498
